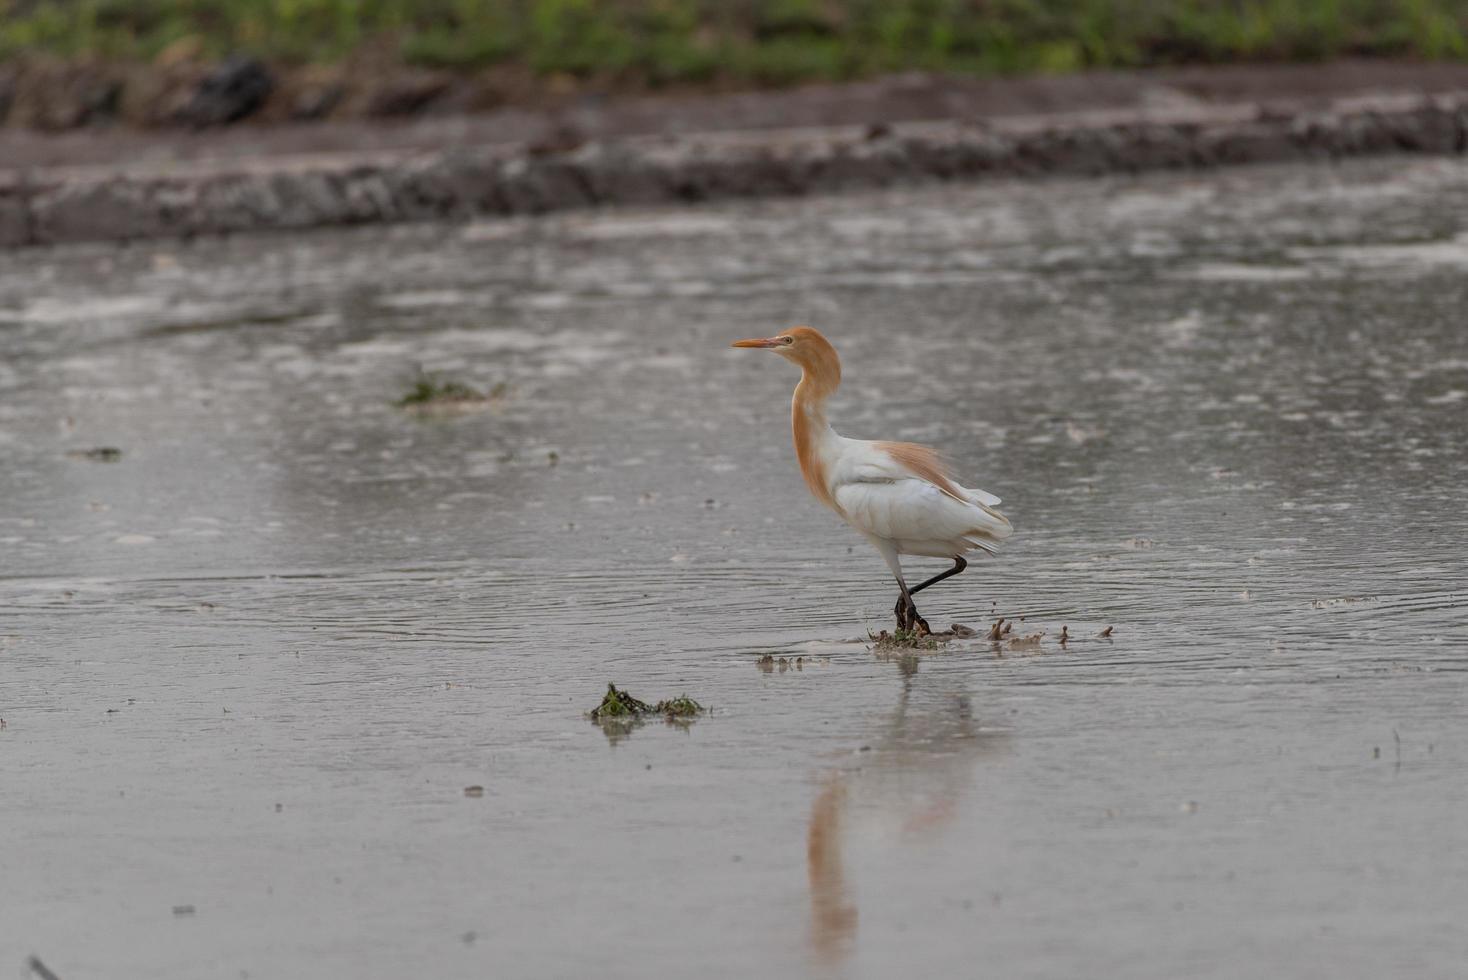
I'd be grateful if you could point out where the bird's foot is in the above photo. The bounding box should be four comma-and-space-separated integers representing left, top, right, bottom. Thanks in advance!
893, 596, 929, 636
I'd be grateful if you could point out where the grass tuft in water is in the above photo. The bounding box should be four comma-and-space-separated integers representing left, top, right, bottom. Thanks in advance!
756, 653, 807, 672
65, 446, 123, 462
869, 628, 940, 652
653, 695, 703, 718
395, 373, 486, 407
587, 683, 653, 719
587, 684, 706, 721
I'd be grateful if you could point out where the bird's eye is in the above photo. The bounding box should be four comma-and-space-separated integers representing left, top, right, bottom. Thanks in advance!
778, 336, 794, 345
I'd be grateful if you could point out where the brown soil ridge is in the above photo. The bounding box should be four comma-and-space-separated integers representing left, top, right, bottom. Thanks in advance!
2, 86, 1466, 247
8, 61, 1468, 170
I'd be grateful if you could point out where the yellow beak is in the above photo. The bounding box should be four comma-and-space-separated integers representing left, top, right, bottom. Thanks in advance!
731, 337, 782, 349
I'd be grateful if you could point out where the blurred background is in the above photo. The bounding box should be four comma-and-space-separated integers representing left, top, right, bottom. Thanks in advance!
5, 0, 1468, 240
2, 0, 1466, 130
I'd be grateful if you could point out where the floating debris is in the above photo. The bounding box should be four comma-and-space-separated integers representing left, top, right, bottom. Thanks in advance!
587, 683, 652, 719
1310, 596, 1378, 609
757, 654, 808, 672
65, 446, 123, 462
172, 904, 196, 917
588, 683, 706, 745
1099, 626, 1114, 638
657, 696, 704, 718
869, 621, 991, 651
869, 628, 940, 651
587, 683, 705, 720
394, 372, 503, 414
757, 653, 831, 671
463, 785, 485, 798
397, 376, 479, 405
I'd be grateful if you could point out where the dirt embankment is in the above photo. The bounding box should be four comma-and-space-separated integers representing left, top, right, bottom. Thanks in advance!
2, 62, 1467, 247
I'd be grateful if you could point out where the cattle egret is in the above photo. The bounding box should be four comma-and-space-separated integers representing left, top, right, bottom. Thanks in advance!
732, 326, 1012, 634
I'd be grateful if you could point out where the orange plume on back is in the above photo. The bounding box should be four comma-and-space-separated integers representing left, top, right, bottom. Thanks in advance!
873, 441, 965, 500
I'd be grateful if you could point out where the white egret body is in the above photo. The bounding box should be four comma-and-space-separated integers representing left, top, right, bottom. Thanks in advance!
733, 326, 1012, 633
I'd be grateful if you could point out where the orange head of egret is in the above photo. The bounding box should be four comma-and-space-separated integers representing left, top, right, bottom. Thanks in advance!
731, 326, 842, 392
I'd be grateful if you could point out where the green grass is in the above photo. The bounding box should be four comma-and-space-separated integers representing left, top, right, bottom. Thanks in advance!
587, 683, 705, 720
654, 694, 704, 718
587, 683, 653, 719
1, 0, 1466, 83
871, 627, 940, 651
394, 373, 494, 408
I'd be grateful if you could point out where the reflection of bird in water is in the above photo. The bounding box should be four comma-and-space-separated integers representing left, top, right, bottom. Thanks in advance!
732, 327, 1012, 635
808, 778, 858, 965
807, 656, 1009, 967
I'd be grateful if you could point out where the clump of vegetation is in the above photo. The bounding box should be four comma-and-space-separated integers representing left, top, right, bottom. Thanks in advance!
656, 695, 703, 718
394, 371, 507, 414
587, 683, 705, 721
756, 653, 833, 671
869, 627, 940, 652
588, 683, 652, 719
2, 1, 1465, 86
65, 446, 123, 462
395, 373, 483, 407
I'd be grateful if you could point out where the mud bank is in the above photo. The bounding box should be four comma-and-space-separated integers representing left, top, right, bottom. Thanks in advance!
3, 90, 1466, 246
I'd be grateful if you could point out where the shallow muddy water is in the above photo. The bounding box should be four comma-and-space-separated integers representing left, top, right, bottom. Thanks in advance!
2, 158, 1466, 979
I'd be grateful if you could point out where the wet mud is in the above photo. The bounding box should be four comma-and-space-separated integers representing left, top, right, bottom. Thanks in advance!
4, 85, 1468, 246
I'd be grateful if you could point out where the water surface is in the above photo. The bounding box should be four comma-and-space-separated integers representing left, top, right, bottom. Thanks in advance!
2, 157, 1466, 979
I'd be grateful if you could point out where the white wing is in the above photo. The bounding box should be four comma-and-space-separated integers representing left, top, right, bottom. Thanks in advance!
831, 440, 1012, 557
964, 485, 1002, 508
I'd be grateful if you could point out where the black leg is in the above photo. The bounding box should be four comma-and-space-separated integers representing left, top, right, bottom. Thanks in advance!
892, 556, 967, 635
909, 603, 930, 635
894, 596, 926, 632
908, 556, 967, 597
893, 589, 930, 635
895, 558, 965, 636
894, 591, 912, 631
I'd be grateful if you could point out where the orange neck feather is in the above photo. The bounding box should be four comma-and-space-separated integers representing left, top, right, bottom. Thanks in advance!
790, 343, 841, 510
